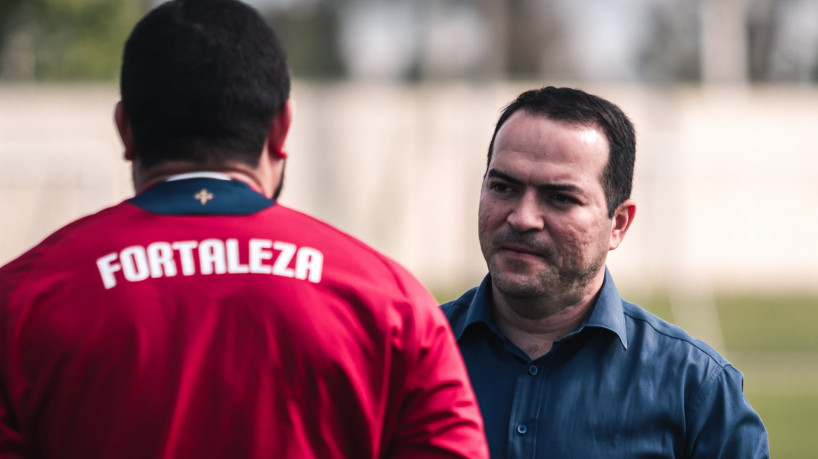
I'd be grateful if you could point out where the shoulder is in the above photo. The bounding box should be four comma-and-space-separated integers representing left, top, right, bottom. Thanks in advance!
619, 301, 771, 454
264, 207, 445, 324
621, 300, 732, 370
275, 205, 430, 296
0, 202, 132, 314
617, 301, 758, 418
1, 202, 129, 276
272, 206, 397, 265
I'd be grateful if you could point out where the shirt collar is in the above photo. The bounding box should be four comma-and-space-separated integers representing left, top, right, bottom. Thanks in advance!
165, 171, 233, 182
129, 176, 274, 215
580, 268, 628, 349
456, 267, 628, 350
458, 275, 499, 337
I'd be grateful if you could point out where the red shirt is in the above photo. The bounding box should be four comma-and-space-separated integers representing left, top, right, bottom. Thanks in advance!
0, 178, 487, 459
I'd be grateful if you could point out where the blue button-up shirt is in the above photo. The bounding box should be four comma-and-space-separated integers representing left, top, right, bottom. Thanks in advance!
442, 270, 769, 458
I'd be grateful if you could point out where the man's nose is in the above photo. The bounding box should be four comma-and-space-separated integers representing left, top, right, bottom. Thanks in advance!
506, 191, 544, 232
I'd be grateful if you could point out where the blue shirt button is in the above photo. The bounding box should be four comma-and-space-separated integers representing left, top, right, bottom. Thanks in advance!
516, 424, 528, 435
528, 365, 538, 376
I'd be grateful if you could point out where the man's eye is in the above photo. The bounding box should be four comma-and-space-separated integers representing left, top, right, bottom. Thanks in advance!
489, 183, 513, 193
551, 194, 577, 205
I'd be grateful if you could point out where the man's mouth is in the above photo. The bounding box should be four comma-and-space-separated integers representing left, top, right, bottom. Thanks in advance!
497, 244, 543, 258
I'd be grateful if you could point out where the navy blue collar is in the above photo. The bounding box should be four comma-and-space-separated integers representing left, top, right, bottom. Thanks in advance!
582, 268, 628, 349
458, 275, 502, 337
129, 177, 275, 215
454, 268, 628, 350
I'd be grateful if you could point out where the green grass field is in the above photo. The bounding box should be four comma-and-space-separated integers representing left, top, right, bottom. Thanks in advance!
436, 288, 818, 457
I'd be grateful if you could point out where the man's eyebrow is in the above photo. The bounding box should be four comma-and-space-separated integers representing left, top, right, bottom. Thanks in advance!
540, 183, 583, 194
486, 169, 523, 185
486, 169, 583, 194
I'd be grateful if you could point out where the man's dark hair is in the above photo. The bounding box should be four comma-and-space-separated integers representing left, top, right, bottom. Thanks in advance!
120, 0, 290, 169
487, 86, 636, 218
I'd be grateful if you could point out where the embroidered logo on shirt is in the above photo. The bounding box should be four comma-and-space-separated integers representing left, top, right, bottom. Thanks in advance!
194, 189, 214, 205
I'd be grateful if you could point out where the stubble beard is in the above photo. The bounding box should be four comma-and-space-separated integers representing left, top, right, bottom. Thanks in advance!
272, 165, 285, 201
485, 244, 605, 318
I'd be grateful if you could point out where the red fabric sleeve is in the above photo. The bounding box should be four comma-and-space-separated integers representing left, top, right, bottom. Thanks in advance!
383, 267, 488, 459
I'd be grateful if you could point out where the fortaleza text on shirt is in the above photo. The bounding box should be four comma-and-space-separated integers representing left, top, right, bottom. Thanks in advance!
96, 238, 324, 289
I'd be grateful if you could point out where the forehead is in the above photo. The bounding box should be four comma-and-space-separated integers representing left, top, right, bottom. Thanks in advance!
490, 111, 609, 180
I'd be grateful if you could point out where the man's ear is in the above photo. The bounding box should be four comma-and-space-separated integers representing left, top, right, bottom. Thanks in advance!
609, 199, 636, 251
266, 99, 294, 159
114, 101, 137, 161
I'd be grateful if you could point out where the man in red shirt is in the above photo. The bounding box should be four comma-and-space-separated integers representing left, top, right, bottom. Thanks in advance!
0, 1, 488, 457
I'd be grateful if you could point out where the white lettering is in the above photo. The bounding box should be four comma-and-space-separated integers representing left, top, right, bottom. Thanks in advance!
172, 241, 198, 275
199, 239, 226, 275
296, 247, 323, 283
272, 242, 296, 278
226, 238, 249, 273
97, 252, 121, 289
120, 246, 150, 282
147, 242, 177, 278
95, 238, 324, 288
249, 239, 273, 274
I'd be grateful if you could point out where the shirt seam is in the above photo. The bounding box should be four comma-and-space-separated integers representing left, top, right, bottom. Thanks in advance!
622, 312, 729, 367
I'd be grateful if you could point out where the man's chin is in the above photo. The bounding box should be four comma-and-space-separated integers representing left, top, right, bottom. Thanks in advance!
492, 252, 551, 274
490, 272, 549, 299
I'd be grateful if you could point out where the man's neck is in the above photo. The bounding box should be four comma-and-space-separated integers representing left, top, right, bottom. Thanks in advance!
491, 281, 602, 360
133, 161, 268, 197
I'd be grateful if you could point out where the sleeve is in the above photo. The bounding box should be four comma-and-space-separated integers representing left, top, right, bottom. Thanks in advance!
0, 268, 26, 458
0, 402, 25, 459
686, 364, 770, 458
383, 271, 489, 459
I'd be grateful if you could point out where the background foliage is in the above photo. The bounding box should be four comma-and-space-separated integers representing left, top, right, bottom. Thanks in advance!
0, 0, 147, 80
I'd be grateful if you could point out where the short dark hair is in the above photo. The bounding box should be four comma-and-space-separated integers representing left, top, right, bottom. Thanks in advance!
487, 86, 636, 218
120, 0, 290, 169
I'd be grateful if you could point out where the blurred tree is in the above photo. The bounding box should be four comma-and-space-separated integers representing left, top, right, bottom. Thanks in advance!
0, 0, 149, 81
747, 0, 774, 82
639, 1, 701, 83
0, 0, 28, 78
506, 0, 563, 80
266, 3, 345, 79
0, 0, 24, 48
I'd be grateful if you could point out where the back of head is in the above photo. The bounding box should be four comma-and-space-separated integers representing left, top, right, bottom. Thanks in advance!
487, 86, 636, 218
120, 0, 290, 169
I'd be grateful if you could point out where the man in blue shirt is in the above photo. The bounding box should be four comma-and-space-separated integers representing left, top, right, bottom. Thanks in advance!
442, 86, 769, 458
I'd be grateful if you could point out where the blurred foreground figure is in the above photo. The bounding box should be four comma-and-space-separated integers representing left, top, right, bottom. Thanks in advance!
442, 86, 768, 458
0, 1, 487, 457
